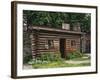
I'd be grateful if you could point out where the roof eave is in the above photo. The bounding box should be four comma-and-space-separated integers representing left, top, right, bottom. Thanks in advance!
29, 26, 83, 35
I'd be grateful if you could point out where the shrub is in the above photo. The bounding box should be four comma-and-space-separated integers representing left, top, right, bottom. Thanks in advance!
40, 52, 63, 62
53, 52, 63, 61
23, 32, 32, 64
28, 59, 49, 65
40, 52, 53, 61
66, 50, 83, 60
23, 52, 32, 64
28, 52, 63, 65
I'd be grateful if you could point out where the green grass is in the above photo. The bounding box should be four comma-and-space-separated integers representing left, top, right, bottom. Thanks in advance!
30, 53, 91, 69
69, 54, 90, 61
32, 61, 90, 69
70, 57, 90, 61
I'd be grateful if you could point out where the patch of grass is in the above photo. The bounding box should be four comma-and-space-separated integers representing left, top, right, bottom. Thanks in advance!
32, 61, 90, 69
29, 52, 91, 69
66, 50, 83, 60
78, 62, 91, 66
71, 57, 90, 61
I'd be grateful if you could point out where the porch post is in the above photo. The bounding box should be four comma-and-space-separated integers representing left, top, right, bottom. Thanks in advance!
81, 33, 86, 53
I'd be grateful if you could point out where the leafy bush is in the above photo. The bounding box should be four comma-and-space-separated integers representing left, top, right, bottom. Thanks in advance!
40, 52, 53, 61
23, 53, 32, 64
28, 52, 63, 65
28, 59, 49, 65
40, 52, 63, 62
53, 52, 63, 61
23, 32, 32, 64
66, 50, 83, 60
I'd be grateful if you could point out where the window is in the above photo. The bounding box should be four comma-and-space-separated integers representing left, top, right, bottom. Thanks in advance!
45, 40, 54, 49
48, 40, 54, 49
71, 40, 76, 47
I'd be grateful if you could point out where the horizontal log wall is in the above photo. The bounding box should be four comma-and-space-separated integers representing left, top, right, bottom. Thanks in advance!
30, 31, 81, 58
66, 38, 80, 52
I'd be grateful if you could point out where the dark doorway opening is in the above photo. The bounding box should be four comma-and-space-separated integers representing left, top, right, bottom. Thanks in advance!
60, 38, 66, 58
86, 40, 91, 53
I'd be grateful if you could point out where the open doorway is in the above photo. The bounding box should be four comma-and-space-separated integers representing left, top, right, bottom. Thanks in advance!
60, 38, 66, 58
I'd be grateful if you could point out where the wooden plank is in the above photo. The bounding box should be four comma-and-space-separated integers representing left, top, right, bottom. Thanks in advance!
31, 26, 83, 34
39, 32, 81, 37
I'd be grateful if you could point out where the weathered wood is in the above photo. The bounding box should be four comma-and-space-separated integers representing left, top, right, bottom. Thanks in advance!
30, 26, 82, 59
31, 26, 83, 34
39, 33, 81, 37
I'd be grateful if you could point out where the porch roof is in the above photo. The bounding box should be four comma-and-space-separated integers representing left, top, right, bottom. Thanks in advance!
29, 26, 83, 35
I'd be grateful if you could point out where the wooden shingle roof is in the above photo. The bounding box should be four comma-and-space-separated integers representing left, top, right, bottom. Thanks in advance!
29, 26, 83, 35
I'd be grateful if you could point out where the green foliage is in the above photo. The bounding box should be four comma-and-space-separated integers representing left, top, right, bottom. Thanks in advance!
31, 61, 90, 69
28, 59, 47, 65
23, 10, 91, 32
23, 32, 32, 64
27, 52, 90, 69
28, 52, 63, 65
66, 50, 83, 60
23, 52, 32, 64
40, 52, 63, 62
40, 52, 54, 61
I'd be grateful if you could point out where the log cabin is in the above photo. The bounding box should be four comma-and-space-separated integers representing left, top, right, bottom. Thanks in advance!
28, 23, 90, 59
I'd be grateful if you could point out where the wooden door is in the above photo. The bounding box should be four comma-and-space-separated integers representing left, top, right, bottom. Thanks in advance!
60, 39, 66, 58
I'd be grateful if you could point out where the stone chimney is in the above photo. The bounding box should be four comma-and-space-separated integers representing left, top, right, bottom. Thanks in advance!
62, 23, 70, 30
73, 22, 81, 32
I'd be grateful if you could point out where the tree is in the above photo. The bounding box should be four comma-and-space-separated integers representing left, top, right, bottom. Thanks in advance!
23, 10, 91, 32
